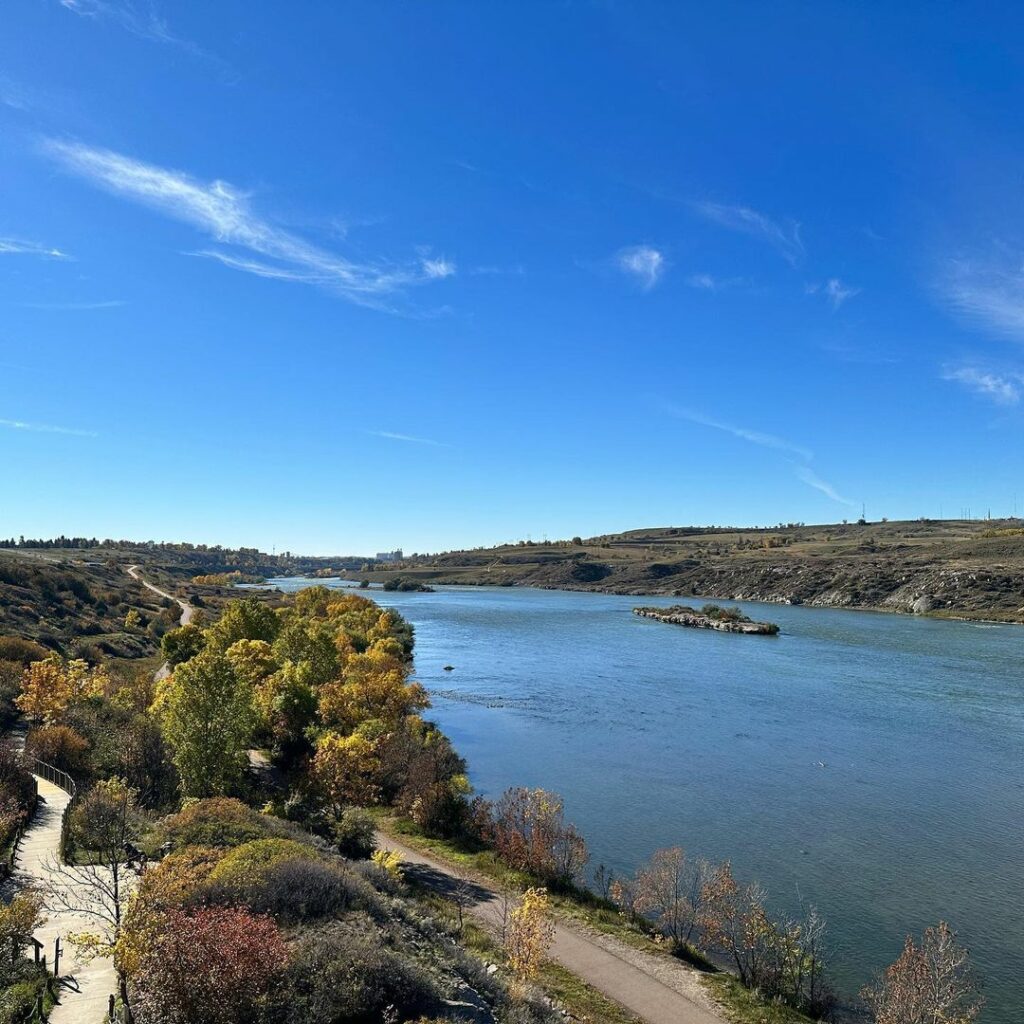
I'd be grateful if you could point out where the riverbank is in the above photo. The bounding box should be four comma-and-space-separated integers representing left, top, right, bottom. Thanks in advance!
353, 519, 1024, 623
373, 813, 817, 1024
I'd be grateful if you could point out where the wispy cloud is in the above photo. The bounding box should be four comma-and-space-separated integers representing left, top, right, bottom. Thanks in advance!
692, 201, 803, 265
942, 253, 1024, 341
0, 417, 97, 437
365, 430, 451, 448
795, 466, 856, 507
421, 257, 456, 279
665, 403, 857, 507
824, 278, 859, 309
0, 238, 71, 260
616, 245, 666, 290
806, 278, 860, 309
942, 365, 1020, 405
21, 299, 126, 310
44, 139, 455, 311
666, 405, 813, 461
685, 272, 751, 293
58, 0, 209, 59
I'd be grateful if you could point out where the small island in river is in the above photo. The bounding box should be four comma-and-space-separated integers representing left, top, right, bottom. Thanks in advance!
634, 602, 780, 635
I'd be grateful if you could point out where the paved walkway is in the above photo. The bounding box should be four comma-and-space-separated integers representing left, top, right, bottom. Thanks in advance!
378, 830, 726, 1024
11, 776, 116, 1024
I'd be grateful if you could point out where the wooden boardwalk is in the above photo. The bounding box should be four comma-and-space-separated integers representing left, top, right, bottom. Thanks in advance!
11, 776, 116, 1024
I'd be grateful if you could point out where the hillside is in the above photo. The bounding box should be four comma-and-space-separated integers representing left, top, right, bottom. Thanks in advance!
355, 519, 1024, 622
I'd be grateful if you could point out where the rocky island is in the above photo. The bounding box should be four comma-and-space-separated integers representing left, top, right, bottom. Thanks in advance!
634, 602, 780, 635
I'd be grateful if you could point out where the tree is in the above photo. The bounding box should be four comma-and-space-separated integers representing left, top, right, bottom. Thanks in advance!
207, 597, 280, 649
318, 667, 428, 734
124, 608, 142, 629
159, 648, 256, 797
487, 787, 589, 885
129, 906, 288, 1024
627, 846, 712, 949
505, 887, 554, 981
160, 623, 207, 668
253, 661, 317, 755
862, 921, 983, 1024
311, 730, 382, 813
17, 656, 107, 724
50, 779, 144, 973
0, 889, 45, 986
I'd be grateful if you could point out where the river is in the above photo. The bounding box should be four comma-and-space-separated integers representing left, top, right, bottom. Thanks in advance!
271, 579, 1024, 1021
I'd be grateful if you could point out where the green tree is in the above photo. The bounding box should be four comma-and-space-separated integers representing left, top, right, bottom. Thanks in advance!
159, 649, 256, 797
208, 597, 280, 650
160, 623, 207, 668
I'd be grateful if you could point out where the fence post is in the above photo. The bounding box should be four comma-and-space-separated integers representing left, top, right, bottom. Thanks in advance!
53, 936, 61, 977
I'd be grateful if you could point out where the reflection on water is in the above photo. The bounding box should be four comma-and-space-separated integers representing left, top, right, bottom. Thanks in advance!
272, 579, 1024, 1021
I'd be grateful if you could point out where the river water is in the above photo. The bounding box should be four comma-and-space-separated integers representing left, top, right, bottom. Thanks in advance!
271, 579, 1024, 1020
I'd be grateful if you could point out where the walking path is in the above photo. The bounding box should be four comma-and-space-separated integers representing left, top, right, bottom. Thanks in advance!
10, 775, 116, 1024
378, 830, 726, 1024
126, 564, 193, 679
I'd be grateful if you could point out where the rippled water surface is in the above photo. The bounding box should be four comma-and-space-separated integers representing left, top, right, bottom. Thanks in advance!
273, 580, 1024, 1020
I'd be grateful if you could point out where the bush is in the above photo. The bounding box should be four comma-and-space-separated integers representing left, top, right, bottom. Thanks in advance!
215, 857, 383, 924
333, 808, 376, 859
160, 798, 269, 849
278, 920, 441, 1023
131, 906, 288, 1024
0, 638, 48, 666
206, 838, 319, 889
25, 725, 90, 776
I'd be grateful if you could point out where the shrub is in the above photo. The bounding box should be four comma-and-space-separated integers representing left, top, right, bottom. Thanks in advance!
25, 724, 90, 776
333, 808, 376, 859
278, 921, 441, 1023
0, 638, 48, 666
131, 906, 288, 1024
223, 857, 382, 924
160, 797, 268, 849
206, 838, 319, 889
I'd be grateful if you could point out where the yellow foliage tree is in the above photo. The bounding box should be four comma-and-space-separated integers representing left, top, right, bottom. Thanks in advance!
311, 730, 382, 812
225, 639, 278, 689
17, 656, 107, 724
505, 887, 554, 981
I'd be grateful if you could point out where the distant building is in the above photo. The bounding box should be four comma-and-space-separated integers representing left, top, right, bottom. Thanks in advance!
375, 549, 404, 562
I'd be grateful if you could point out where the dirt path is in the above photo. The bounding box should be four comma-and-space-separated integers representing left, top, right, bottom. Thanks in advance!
377, 830, 726, 1024
126, 565, 194, 680
11, 776, 117, 1024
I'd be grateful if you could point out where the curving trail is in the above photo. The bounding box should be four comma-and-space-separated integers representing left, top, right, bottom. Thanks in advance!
126, 564, 194, 680
378, 830, 726, 1024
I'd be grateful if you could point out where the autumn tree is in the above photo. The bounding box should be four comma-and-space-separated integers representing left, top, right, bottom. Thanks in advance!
311, 730, 382, 814
159, 648, 256, 797
225, 638, 278, 689
0, 889, 45, 986
862, 921, 983, 1024
622, 846, 712, 949
487, 787, 589, 886
505, 887, 555, 982
17, 655, 107, 724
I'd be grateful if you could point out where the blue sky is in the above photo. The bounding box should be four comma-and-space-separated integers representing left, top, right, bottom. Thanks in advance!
2, 1, 1024, 554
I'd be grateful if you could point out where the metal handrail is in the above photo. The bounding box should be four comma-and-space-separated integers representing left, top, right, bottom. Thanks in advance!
26, 757, 78, 861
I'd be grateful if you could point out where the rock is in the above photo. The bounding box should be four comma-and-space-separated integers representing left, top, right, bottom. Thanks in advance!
912, 595, 934, 614
485, 963, 498, 976
443, 984, 496, 1023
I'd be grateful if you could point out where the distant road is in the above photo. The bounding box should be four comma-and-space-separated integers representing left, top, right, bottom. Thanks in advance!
126, 565, 194, 680
378, 829, 726, 1024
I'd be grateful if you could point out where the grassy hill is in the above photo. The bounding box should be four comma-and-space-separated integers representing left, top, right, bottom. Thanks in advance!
356, 519, 1024, 622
